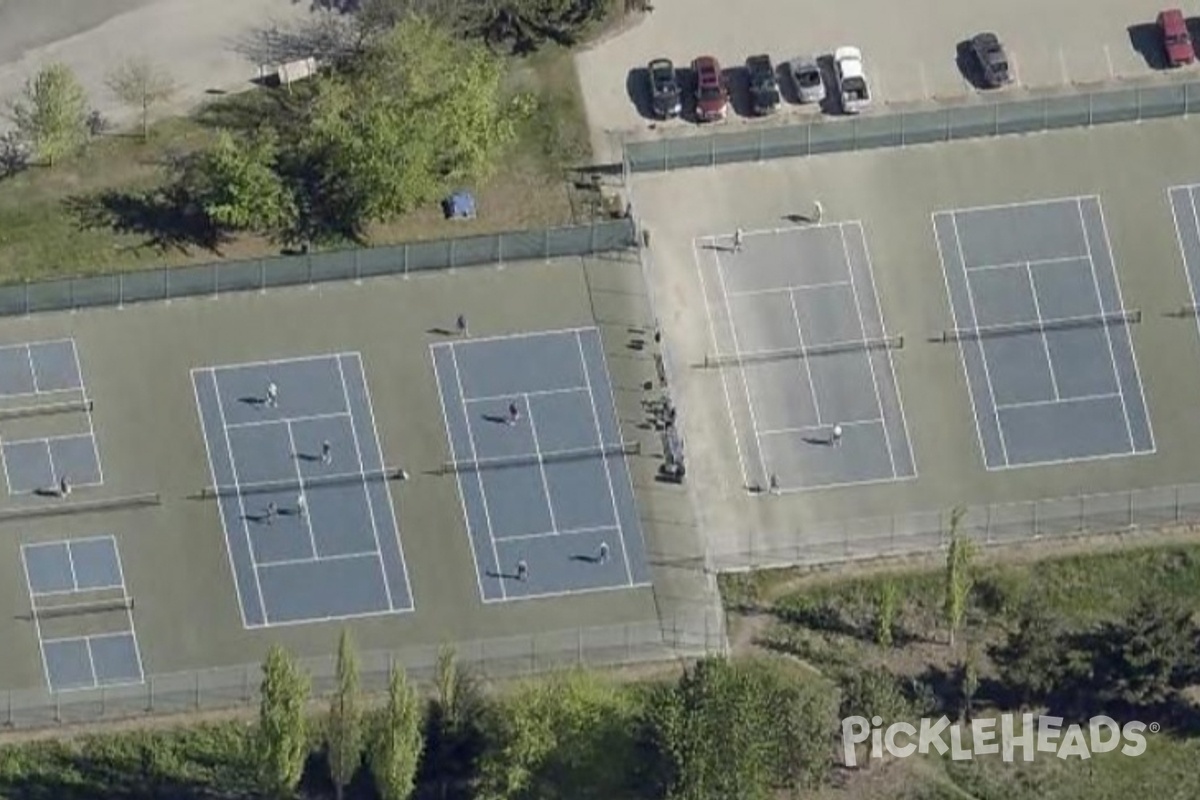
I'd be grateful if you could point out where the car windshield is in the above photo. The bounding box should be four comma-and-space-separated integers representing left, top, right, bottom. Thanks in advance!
1168, 32, 1190, 44
798, 69, 820, 86
699, 85, 723, 101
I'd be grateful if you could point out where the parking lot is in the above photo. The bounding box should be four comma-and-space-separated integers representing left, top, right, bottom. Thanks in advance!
630, 113, 1200, 565
579, 0, 1194, 161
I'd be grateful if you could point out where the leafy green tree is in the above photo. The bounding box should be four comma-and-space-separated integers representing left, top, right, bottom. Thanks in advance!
8, 63, 89, 165
327, 630, 363, 800
106, 56, 177, 140
478, 669, 639, 800
257, 644, 311, 799
424, 646, 487, 799
991, 600, 1070, 708
1098, 596, 1197, 707
943, 509, 975, 648
463, 0, 610, 52
838, 667, 910, 725
874, 581, 897, 648
369, 666, 424, 800
187, 129, 297, 234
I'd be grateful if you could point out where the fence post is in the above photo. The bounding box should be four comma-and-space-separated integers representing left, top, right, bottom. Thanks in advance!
590, 221, 597, 254
577, 627, 584, 664
403, 243, 409, 277
68, 277, 75, 311
354, 249, 361, 284
543, 228, 550, 261
55, 693, 60, 724
100, 687, 106, 718
1032, 500, 1039, 537
708, 135, 715, 167
498, 233, 504, 266
5, 690, 10, 727
118, 274, 125, 309
22, 280, 29, 316
194, 671, 201, 710
259, 260, 267, 293
244, 664, 252, 704
146, 676, 153, 712
1088, 92, 1094, 126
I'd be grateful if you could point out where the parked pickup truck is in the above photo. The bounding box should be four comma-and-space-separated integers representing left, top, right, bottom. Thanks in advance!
834, 46, 871, 113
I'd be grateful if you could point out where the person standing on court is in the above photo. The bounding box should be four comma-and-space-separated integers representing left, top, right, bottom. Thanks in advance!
516, 559, 529, 581
733, 227, 745, 253
831, 424, 843, 446
456, 314, 469, 337
811, 200, 824, 224
58, 475, 72, 499
507, 401, 520, 426
266, 501, 278, 525
321, 440, 332, 464
296, 493, 307, 519
598, 542, 609, 564
266, 381, 279, 408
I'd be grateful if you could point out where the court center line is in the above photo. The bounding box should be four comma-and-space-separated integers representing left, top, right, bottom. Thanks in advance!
448, 343, 507, 600
712, 245, 772, 487
758, 418, 884, 437
521, 393, 561, 535
995, 392, 1122, 411
333, 356, 394, 611
64, 541, 80, 592
257, 550, 380, 570
1024, 262, 1061, 401
839, 222, 897, 477
466, 385, 589, 405
786, 290, 824, 425
227, 410, 350, 430
574, 330, 631, 585
496, 523, 622, 543
283, 420, 319, 560
209, 369, 270, 624
43, 440, 58, 490
19, 544, 54, 691
82, 635, 99, 690
726, 279, 851, 298
1075, 198, 1135, 452
951, 212, 1011, 467
24, 345, 40, 394
965, 254, 1085, 273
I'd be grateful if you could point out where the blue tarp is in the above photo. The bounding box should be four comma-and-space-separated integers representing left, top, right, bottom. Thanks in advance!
444, 191, 477, 219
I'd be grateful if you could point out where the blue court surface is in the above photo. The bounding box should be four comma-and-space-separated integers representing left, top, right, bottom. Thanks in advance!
431, 328, 652, 603
22, 536, 144, 693
192, 353, 413, 628
934, 196, 1154, 470
0, 339, 83, 396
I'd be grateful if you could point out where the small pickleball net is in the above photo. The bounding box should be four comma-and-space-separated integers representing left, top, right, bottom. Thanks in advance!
0, 399, 92, 422
442, 441, 641, 474
702, 336, 903, 368
940, 310, 1141, 342
0, 493, 159, 523
201, 468, 407, 499
33, 596, 134, 621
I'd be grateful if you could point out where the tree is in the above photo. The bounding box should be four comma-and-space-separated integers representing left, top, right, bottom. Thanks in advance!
186, 129, 297, 235
874, 581, 897, 648
106, 56, 177, 141
424, 647, 487, 799
8, 63, 89, 166
369, 665, 424, 800
327, 630, 364, 800
1097, 596, 1198, 707
991, 600, 1071, 708
942, 508, 975, 648
257, 644, 311, 799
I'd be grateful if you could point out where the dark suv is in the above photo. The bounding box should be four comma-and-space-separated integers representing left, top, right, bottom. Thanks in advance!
746, 54, 781, 115
647, 58, 681, 118
692, 55, 728, 122
970, 32, 1011, 87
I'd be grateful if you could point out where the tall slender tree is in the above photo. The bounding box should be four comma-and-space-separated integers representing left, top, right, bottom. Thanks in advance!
943, 508, 975, 648
370, 665, 424, 800
8, 63, 88, 166
257, 644, 311, 798
327, 630, 364, 800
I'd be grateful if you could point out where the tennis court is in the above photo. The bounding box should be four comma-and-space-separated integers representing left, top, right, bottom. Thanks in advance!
192, 353, 413, 628
694, 222, 916, 492
431, 327, 652, 602
1168, 183, 1200, 330
934, 196, 1154, 469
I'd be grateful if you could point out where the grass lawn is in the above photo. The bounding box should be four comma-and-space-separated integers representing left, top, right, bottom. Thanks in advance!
0, 44, 594, 283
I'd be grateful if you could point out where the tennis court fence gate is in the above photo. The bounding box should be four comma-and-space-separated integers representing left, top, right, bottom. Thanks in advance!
0, 610, 724, 730
708, 481, 1200, 572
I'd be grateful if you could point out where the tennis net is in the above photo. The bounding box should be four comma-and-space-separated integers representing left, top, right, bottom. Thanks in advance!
33, 596, 133, 621
941, 310, 1141, 342
0, 398, 92, 422
0, 492, 159, 522
201, 468, 405, 499
443, 441, 641, 474
702, 336, 903, 368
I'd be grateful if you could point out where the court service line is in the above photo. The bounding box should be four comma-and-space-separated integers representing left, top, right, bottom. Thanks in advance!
448, 343, 507, 600
1023, 263, 1061, 401
966, 254, 1085, 273
283, 420, 320, 560
497, 524, 621, 543
951, 212, 1011, 467
208, 351, 357, 374
333, 356, 394, 611
945, 195, 1089, 218
257, 550, 380, 570
430, 325, 597, 348
839, 223, 897, 477
227, 410, 350, 430
1074, 198, 1134, 452
467, 385, 588, 405
995, 392, 1121, 411
757, 418, 883, 437
575, 330, 632, 585
727, 279, 851, 299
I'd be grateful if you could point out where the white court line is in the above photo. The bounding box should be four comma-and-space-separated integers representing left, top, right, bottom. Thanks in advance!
448, 343, 507, 600
944, 194, 1090, 217
230, 469, 366, 493
951, 212, 1011, 467
522, 393, 560, 534
68, 341, 104, 489
351, 352, 413, 612
1024, 263, 1061, 401
64, 540, 80, 591
0, 440, 16, 497
333, 355, 394, 611
773, 471, 919, 495
466, 385, 588, 405
1075, 198, 1135, 453
694, 221, 845, 246
430, 345, 487, 602
227, 410, 350, 430
43, 439, 58, 489
838, 223, 897, 478
691, 238, 753, 490
111, 539, 145, 684
19, 544, 54, 691
726, 279, 851, 299
429, 325, 597, 349
284, 420, 319, 560
574, 330, 632, 585
496, 524, 621, 543
208, 368, 270, 625
713, 243, 773, 485
249, 605, 407, 630
82, 635, 98, 690
256, 550, 380, 569
1093, 197, 1155, 454
996, 392, 1122, 411
786, 290, 824, 426
981, 447, 1155, 473
965, 254, 1086, 273
206, 351, 357, 373
480, 579, 654, 605
758, 418, 883, 437
24, 344, 39, 394
856, 221, 918, 479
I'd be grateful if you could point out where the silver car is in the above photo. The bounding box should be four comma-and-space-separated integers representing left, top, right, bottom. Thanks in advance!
788, 56, 826, 104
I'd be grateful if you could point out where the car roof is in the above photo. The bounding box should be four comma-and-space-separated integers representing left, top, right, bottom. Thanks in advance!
649, 57, 674, 69
834, 46, 862, 61
1160, 8, 1187, 28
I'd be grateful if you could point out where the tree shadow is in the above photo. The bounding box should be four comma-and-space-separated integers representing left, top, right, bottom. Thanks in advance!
62, 187, 226, 256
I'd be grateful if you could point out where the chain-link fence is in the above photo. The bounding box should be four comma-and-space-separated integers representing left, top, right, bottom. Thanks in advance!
709, 482, 1200, 572
0, 220, 637, 317
1, 611, 724, 730
625, 81, 1200, 173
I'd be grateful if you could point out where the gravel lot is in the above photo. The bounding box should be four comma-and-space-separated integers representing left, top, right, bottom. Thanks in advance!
578, 0, 1194, 161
